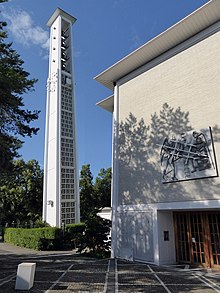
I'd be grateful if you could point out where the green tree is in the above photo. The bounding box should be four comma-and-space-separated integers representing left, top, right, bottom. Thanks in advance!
0, 3, 39, 172
79, 165, 112, 256
0, 159, 43, 225
77, 211, 111, 257
80, 165, 112, 221
79, 164, 95, 221
94, 167, 111, 209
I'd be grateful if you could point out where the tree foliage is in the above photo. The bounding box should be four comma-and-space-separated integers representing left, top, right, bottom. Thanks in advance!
0, 159, 43, 225
0, 5, 39, 172
77, 211, 111, 257
94, 167, 111, 209
79, 164, 95, 222
80, 164, 111, 221
79, 164, 112, 256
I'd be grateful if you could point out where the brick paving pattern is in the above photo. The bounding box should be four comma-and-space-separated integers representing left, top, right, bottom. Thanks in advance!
0, 243, 220, 292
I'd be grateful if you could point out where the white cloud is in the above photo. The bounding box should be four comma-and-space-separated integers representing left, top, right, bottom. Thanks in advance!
2, 8, 49, 52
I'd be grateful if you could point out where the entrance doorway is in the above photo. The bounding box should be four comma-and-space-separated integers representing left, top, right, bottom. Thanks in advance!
173, 211, 220, 268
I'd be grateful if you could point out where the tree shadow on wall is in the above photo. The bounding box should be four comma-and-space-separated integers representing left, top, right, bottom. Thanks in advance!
118, 103, 220, 205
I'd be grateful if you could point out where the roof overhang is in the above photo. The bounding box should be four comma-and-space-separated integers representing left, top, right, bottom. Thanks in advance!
96, 95, 114, 113
47, 7, 77, 27
97, 207, 112, 221
94, 0, 220, 90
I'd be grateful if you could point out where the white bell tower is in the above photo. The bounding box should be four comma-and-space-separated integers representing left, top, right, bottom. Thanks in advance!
43, 8, 80, 227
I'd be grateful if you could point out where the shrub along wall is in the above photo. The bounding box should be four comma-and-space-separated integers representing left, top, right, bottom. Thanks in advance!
3, 227, 61, 250
3, 223, 86, 251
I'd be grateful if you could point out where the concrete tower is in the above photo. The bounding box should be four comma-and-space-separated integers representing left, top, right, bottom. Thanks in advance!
43, 8, 80, 227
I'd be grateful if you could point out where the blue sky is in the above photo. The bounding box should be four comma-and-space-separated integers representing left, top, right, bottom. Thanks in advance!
1, 0, 208, 178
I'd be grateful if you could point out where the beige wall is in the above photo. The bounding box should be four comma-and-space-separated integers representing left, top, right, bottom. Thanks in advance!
118, 31, 220, 205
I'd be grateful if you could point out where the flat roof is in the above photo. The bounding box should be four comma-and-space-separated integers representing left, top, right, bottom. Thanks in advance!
96, 95, 114, 113
94, 0, 220, 90
47, 7, 76, 27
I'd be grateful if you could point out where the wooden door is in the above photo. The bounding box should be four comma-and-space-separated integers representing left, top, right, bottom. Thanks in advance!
174, 211, 220, 268
189, 213, 208, 266
208, 213, 220, 267
174, 213, 191, 263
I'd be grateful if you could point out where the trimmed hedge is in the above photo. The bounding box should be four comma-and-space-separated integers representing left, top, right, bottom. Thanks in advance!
3, 227, 61, 250
3, 223, 86, 251
66, 223, 85, 234
64, 223, 86, 249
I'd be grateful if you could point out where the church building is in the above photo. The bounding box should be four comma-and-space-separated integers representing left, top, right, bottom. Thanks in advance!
95, 0, 220, 268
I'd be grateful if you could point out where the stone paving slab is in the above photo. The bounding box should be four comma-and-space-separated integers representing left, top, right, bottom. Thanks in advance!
118, 284, 167, 293
118, 273, 159, 285
157, 272, 202, 284
167, 285, 218, 293
61, 271, 106, 283
69, 263, 108, 272
117, 264, 152, 273
53, 282, 105, 292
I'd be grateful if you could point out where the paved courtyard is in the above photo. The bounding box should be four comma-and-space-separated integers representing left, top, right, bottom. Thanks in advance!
0, 243, 220, 292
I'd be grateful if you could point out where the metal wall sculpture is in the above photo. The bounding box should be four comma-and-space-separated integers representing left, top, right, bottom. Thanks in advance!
159, 127, 217, 183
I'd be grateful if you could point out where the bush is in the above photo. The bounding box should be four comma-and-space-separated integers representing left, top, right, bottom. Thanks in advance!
65, 223, 86, 249
77, 213, 111, 257
34, 219, 50, 228
3, 220, 111, 256
3, 227, 62, 250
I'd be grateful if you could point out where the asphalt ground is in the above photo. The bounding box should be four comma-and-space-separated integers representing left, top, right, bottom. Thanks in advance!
0, 242, 220, 292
